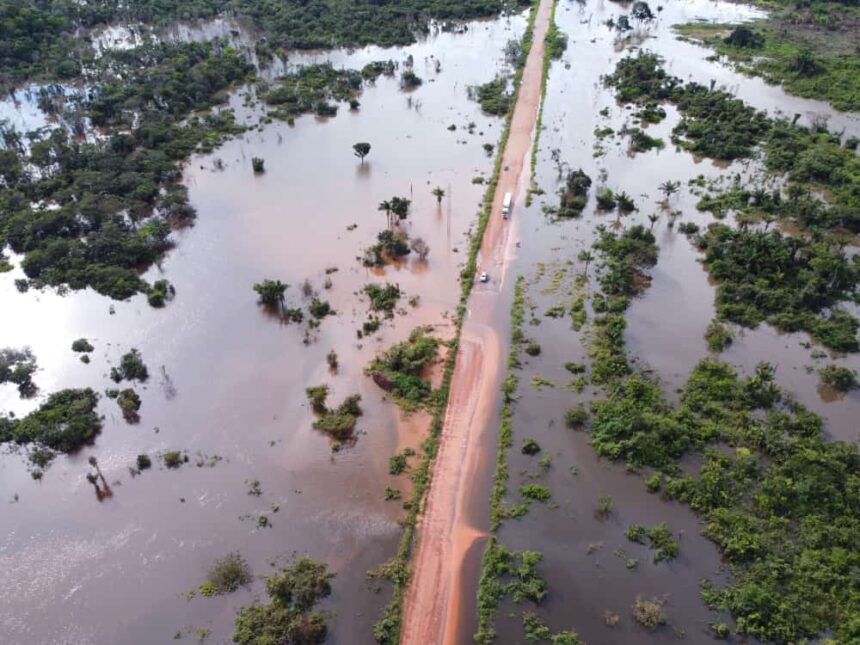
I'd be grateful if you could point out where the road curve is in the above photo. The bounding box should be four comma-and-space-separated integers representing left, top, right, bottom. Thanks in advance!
400, 0, 554, 642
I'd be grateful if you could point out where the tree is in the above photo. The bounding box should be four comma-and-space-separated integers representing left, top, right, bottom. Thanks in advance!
390, 196, 411, 221
659, 180, 680, 203
432, 186, 445, 204
411, 237, 430, 260
578, 250, 594, 276
254, 279, 288, 306
631, 1, 654, 21
251, 157, 265, 173
648, 213, 659, 230
378, 200, 393, 228
353, 142, 371, 164
233, 557, 334, 645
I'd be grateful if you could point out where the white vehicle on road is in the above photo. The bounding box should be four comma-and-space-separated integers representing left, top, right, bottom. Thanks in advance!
479, 272, 489, 283
502, 192, 512, 219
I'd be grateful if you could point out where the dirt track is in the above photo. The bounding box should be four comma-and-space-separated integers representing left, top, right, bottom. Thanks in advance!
400, 0, 554, 642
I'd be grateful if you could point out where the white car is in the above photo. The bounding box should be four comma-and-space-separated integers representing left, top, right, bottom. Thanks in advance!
479, 272, 489, 283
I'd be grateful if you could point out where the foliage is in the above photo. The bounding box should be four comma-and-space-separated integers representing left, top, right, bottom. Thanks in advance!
364, 283, 401, 317
353, 142, 371, 163
626, 127, 663, 153
201, 552, 252, 596
308, 298, 332, 319
475, 539, 548, 644
110, 349, 149, 382
475, 77, 512, 115
233, 556, 333, 645
0, 388, 101, 458
136, 453, 152, 470
163, 450, 186, 468
254, 280, 287, 305
116, 388, 141, 422
0, 347, 38, 397
1, 41, 250, 300
689, 224, 859, 351
819, 364, 858, 391
520, 483, 551, 502
676, 16, 860, 112
606, 52, 770, 160
632, 597, 667, 630
558, 169, 591, 218
309, 391, 362, 440
544, 22, 568, 60
71, 338, 94, 353
366, 327, 439, 407
705, 320, 733, 353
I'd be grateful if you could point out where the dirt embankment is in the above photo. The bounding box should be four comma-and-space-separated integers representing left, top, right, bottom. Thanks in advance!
399, 0, 554, 642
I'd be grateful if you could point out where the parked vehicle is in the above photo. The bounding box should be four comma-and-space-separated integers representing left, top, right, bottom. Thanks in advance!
479, 272, 489, 283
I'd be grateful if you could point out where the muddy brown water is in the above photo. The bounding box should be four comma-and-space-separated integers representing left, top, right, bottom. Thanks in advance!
2, 0, 859, 642
475, 0, 860, 643
0, 13, 528, 644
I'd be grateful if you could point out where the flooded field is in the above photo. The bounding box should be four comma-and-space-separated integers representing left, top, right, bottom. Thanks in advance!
2, 0, 859, 642
0, 12, 527, 644
479, 0, 860, 642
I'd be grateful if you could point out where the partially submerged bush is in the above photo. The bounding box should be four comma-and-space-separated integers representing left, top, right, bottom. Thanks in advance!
201, 552, 252, 596
233, 557, 333, 645
110, 349, 148, 382
521, 437, 541, 455
632, 597, 667, 630
819, 364, 858, 391
71, 338, 94, 353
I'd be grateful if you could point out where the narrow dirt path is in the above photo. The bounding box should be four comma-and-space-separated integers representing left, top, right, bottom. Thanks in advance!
400, 0, 554, 642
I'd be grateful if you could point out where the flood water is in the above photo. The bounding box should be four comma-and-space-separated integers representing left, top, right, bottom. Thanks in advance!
3, 0, 859, 642
0, 13, 527, 644
487, 0, 860, 642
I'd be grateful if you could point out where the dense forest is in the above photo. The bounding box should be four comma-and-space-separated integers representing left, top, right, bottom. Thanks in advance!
0, 0, 530, 87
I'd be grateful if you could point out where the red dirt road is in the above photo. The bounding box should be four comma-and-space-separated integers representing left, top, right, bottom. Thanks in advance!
400, 0, 554, 642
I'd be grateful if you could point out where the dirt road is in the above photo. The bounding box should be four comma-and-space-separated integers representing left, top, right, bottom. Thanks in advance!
400, 0, 554, 642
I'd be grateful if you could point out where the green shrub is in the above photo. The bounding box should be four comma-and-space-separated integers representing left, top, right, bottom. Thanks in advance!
819, 364, 858, 391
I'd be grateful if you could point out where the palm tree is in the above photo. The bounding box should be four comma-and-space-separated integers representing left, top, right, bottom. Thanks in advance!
432, 186, 445, 204
577, 250, 594, 276
648, 213, 659, 231
378, 200, 393, 228
659, 180, 680, 204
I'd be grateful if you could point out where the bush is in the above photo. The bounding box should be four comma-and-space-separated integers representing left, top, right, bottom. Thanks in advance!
309, 298, 332, 319
71, 338, 94, 353
632, 597, 667, 629
163, 451, 186, 468
305, 385, 329, 412
202, 552, 252, 595
116, 388, 141, 422
136, 454, 152, 470
524, 342, 541, 356
364, 283, 401, 316
521, 437, 541, 455
233, 557, 333, 645
520, 483, 551, 502
254, 279, 287, 305
110, 349, 148, 382
565, 404, 589, 428
705, 320, 733, 352
1, 388, 101, 456
252, 157, 265, 173
818, 364, 858, 391
389, 453, 407, 475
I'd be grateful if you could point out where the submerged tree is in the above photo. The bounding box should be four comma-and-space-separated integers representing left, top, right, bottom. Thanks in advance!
432, 186, 445, 204
353, 142, 371, 164
251, 157, 265, 173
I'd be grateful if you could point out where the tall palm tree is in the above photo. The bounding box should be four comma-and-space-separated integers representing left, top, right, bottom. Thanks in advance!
378, 200, 393, 228
577, 250, 594, 277
432, 186, 445, 204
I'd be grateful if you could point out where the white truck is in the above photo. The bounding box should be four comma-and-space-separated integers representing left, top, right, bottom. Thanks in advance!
502, 192, 512, 219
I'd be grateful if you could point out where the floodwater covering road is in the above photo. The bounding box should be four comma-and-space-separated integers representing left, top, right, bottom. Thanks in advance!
400, 0, 553, 642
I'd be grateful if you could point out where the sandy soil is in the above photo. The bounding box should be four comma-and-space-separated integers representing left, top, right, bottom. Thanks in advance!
400, 0, 554, 642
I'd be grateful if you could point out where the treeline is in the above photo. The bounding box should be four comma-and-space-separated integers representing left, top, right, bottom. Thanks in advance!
0, 0, 531, 88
